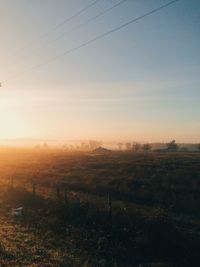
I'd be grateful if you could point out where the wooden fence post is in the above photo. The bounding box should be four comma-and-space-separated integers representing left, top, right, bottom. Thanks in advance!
32, 182, 36, 200
107, 193, 112, 219
10, 177, 14, 192
56, 185, 61, 201
64, 188, 68, 205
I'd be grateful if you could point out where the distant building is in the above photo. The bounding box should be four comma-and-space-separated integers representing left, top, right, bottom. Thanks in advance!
92, 146, 111, 154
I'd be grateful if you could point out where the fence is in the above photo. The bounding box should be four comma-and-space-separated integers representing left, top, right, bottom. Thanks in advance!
5, 177, 115, 219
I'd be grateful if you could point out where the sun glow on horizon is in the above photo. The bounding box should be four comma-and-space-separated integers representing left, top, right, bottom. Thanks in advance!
0, 1, 199, 143
0, 84, 199, 143
0, 90, 29, 138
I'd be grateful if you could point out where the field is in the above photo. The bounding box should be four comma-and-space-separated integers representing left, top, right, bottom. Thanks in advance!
0, 148, 200, 267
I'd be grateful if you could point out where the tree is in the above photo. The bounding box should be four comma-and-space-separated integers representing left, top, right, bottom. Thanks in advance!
167, 140, 178, 151
43, 143, 49, 149
143, 143, 151, 151
126, 142, 132, 150
80, 142, 87, 150
132, 143, 141, 152
35, 144, 40, 149
117, 143, 123, 151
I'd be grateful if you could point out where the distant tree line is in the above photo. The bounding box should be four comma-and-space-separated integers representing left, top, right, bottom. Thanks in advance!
61, 140, 102, 151
117, 140, 184, 152
118, 142, 152, 152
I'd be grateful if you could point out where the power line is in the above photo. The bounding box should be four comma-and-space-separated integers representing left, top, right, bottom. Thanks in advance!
3, 0, 180, 84
15, 0, 101, 52
39, 0, 101, 38
19, 0, 128, 56
46, 0, 129, 47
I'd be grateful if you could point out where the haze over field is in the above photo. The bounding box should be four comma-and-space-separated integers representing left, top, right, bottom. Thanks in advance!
0, 0, 199, 142
0, 2, 200, 266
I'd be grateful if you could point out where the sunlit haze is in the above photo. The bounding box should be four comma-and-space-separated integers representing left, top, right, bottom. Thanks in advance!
0, 0, 199, 143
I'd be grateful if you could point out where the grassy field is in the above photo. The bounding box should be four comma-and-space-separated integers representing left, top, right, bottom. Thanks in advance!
0, 148, 200, 267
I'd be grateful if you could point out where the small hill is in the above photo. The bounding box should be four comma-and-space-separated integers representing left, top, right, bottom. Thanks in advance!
92, 146, 111, 154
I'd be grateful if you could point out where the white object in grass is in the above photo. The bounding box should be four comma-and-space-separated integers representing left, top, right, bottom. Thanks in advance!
11, 207, 23, 216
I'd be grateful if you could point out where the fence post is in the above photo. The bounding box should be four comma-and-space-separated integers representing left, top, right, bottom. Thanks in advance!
32, 182, 36, 200
107, 193, 112, 219
64, 188, 68, 205
56, 184, 61, 201
10, 177, 14, 192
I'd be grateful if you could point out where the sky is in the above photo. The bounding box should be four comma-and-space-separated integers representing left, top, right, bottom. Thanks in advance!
0, 0, 199, 142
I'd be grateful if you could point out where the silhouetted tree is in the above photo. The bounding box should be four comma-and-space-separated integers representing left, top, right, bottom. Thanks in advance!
143, 143, 151, 151
35, 144, 40, 149
132, 143, 141, 152
126, 142, 131, 150
81, 142, 87, 150
43, 143, 49, 149
117, 142, 123, 151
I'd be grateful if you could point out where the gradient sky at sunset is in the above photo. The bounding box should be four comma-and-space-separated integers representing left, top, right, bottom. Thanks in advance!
0, 0, 199, 142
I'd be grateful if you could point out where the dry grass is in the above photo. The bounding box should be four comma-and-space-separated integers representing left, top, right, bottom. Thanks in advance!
0, 148, 200, 266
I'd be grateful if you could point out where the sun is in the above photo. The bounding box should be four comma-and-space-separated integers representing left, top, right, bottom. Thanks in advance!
0, 90, 28, 139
